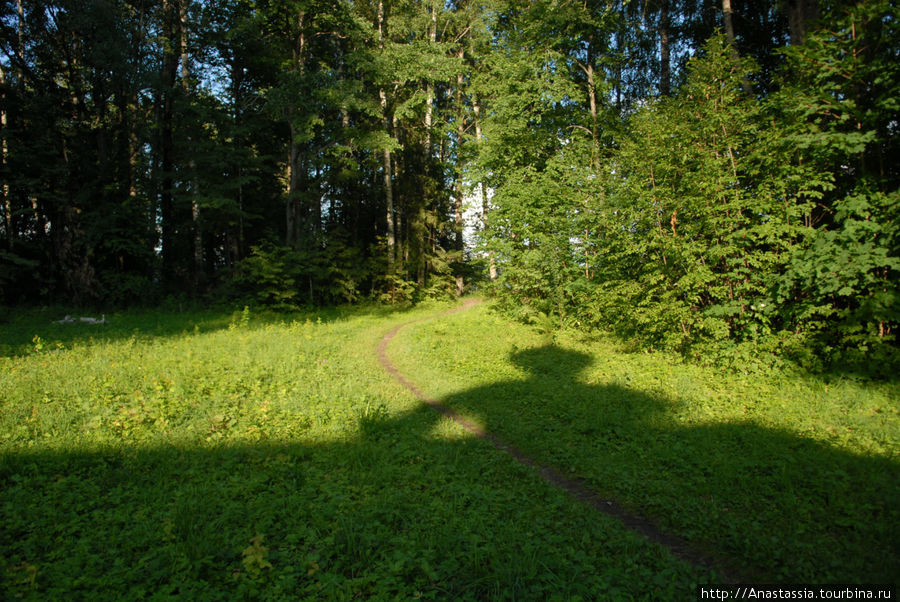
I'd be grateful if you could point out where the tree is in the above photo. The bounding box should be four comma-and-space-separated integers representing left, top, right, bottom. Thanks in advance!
772, 0, 900, 357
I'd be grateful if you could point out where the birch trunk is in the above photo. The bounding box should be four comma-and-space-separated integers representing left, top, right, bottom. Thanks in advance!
160, 0, 178, 286
659, 0, 671, 96
0, 65, 11, 251
454, 51, 465, 295
721, 0, 752, 94
585, 41, 599, 171
722, 0, 736, 46
473, 96, 496, 281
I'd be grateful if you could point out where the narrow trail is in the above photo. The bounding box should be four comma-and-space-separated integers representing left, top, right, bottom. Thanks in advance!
377, 298, 748, 583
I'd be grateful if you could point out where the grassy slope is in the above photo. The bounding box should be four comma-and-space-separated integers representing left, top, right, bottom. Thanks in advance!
1, 302, 708, 600
389, 302, 900, 583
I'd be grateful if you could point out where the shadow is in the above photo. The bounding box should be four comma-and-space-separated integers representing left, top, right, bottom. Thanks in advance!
0, 308, 235, 357
2, 339, 895, 599
810, 343, 900, 382
432, 345, 899, 583
0, 402, 707, 599
0, 302, 424, 358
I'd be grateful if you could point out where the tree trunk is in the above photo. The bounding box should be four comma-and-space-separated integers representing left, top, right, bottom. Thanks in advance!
285, 11, 307, 249
721, 0, 752, 94
454, 54, 465, 296
722, 0, 736, 46
788, 0, 818, 45
127, 4, 145, 265
659, 0, 671, 96
418, 1, 438, 286
585, 40, 599, 170
16, 0, 25, 81
0, 65, 11, 251
286, 125, 302, 248
472, 95, 496, 281
378, 0, 396, 269
180, 1, 203, 292
424, 3, 436, 151
615, 7, 623, 112
6, 0, 25, 251
231, 62, 245, 261
381, 95, 395, 268
160, 0, 179, 289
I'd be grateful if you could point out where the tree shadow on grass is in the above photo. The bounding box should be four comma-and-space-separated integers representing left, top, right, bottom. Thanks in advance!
0, 400, 708, 599
0, 302, 421, 358
433, 345, 899, 583
2, 343, 896, 599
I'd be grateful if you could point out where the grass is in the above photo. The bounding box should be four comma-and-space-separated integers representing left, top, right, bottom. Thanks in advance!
1, 301, 709, 600
389, 302, 900, 583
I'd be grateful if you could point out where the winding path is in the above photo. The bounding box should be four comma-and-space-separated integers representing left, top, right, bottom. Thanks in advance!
377, 298, 746, 583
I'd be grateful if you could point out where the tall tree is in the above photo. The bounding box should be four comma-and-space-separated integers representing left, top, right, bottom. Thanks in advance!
377, 0, 396, 269
786, 0, 818, 45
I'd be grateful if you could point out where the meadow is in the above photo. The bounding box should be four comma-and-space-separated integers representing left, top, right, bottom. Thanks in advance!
1, 300, 897, 599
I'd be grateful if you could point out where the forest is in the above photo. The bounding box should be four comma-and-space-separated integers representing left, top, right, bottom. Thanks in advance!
1, 1, 899, 596
1, 0, 898, 370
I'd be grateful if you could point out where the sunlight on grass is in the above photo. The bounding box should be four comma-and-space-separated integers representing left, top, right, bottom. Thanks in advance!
1, 301, 711, 599
428, 415, 480, 441
5, 298, 894, 595
392, 302, 900, 583
1, 308, 425, 452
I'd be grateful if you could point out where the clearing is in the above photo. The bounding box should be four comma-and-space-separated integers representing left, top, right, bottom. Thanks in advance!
1, 300, 897, 599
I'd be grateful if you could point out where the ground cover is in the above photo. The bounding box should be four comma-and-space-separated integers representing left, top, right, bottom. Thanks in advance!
389, 303, 900, 583
1, 301, 709, 599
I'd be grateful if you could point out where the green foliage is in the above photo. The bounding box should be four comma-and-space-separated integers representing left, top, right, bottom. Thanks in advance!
377, 273, 418, 307
3, 0, 897, 375
392, 303, 900, 583
766, 0, 900, 366
481, 21, 899, 371
97, 272, 160, 308
778, 191, 900, 345
591, 35, 782, 351
0, 302, 713, 599
234, 243, 302, 310
234, 238, 374, 309
241, 535, 273, 578
483, 146, 596, 324
418, 275, 458, 303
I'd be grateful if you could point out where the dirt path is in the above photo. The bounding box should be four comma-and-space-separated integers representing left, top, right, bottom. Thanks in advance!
377, 298, 747, 582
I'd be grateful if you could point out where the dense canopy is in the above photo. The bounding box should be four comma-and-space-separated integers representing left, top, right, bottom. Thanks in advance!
1, 0, 897, 368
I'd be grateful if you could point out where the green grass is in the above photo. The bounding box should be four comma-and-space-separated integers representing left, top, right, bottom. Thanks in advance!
1, 301, 709, 599
389, 302, 900, 583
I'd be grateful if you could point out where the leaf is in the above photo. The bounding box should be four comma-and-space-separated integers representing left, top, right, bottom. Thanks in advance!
242, 534, 273, 575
